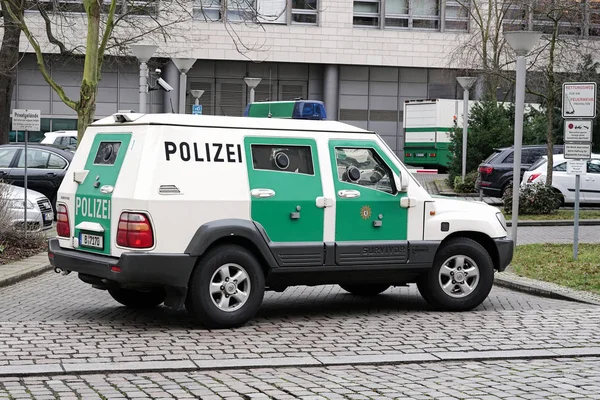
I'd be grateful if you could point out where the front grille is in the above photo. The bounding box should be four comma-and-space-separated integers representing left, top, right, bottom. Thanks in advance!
37, 199, 52, 212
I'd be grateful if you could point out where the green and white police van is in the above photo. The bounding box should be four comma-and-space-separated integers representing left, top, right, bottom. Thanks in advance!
48, 112, 513, 329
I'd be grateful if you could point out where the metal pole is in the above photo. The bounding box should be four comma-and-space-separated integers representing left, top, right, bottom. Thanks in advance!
511, 54, 527, 243
24, 130, 28, 237
139, 61, 148, 113
462, 88, 469, 180
574, 174, 580, 260
195, 98, 200, 106
179, 72, 187, 114
249, 88, 255, 104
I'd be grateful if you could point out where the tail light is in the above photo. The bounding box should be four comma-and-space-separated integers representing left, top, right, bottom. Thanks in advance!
429, 153, 436, 157
479, 166, 493, 175
117, 212, 154, 249
405, 153, 412, 158
56, 204, 70, 237
527, 173, 541, 183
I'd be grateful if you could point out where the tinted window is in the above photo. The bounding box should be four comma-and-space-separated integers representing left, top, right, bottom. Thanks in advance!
588, 159, 600, 173
335, 147, 394, 194
251, 144, 314, 175
0, 148, 17, 168
17, 149, 51, 168
526, 149, 545, 164
484, 151, 502, 163
554, 162, 567, 172
94, 142, 122, 165
48, 154, 67, 169
529, 157, 547, 171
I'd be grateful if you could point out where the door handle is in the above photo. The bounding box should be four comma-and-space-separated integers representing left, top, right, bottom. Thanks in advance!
251, 188, 276, 198
45, 173, 56, 178
338, 189, 361, 199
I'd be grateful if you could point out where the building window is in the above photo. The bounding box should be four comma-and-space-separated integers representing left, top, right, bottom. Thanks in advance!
353, 0, 380, 27
292, 0, 318, 24
194, 0, 319, 25
355, 0, 466, 32
26, 0, 159, 15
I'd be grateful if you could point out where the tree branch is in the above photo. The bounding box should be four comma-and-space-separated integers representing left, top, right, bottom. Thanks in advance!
36, 3, 70, 55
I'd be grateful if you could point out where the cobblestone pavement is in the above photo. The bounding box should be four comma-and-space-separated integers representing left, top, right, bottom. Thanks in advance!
0, 271, 598, 370
1, 357, 600, 399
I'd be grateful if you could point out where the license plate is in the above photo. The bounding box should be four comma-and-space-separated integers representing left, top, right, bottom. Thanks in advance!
43, 212, 53, 221
80, 233, 103, 249
415, 153, 426, 157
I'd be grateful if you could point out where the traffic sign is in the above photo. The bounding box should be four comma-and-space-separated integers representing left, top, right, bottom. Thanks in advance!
564, 143, 592, 159
567, 160, 587, 175
562, 82, 597, 118
564, 120, 593, 142
192, 105, 202, 115
12, 109, 41, 131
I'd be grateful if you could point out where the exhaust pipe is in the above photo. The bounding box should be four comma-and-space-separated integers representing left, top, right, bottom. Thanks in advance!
54, 267, 71, 276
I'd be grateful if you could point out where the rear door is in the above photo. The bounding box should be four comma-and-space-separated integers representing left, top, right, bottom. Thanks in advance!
245, 137, 325, 266
583, 159, 600, 202
7, 147, 59, 199
74, 133, 131, 255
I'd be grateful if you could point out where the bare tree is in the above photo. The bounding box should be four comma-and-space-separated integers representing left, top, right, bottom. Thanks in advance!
0, 0, 25, 145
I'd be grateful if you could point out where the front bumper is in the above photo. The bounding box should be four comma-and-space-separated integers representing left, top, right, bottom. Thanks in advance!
493, 236, 514, 272
47, 238, 197, 289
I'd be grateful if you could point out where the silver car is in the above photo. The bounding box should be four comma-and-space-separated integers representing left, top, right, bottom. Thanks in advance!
0, 183, 54, 232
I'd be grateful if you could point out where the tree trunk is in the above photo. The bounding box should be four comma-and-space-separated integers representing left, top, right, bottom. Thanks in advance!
546, 22, 559, 186
76, 81, 97, 143
0, 0, 24, 145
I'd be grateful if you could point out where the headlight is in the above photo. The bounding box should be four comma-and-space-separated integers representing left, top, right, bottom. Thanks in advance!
496, 212, 507, 232
7, 199, 35, 209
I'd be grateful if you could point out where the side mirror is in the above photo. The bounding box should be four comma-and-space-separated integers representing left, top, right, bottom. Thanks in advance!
394, 173, 408, 193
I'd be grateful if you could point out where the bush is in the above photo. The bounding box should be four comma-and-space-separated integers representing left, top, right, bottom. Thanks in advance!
502, 183, 562, 215
453, 170, 479, 193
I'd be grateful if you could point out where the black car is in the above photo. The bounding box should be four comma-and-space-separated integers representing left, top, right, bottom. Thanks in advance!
0, 143, 74, 212
476, 144, 564, 198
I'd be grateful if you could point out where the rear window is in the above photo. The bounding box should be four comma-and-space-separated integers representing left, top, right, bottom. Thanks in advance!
484, 151, 502, 163
529, 157, 547, 171
94, 142, 122, 165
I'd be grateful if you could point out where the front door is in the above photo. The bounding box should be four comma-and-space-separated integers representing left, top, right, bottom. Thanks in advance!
245, 137, 324, 243
328, 139, 409, 265
74, 133, 131, 256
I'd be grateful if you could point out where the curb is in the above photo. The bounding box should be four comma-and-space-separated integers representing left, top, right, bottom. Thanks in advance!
0, 262, 52, 289
1, 348, 600, 378
494, 273, 600, 306
506, 219, 600, 227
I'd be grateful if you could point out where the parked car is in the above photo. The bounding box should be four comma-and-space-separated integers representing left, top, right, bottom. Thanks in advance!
41, 130, 78, 151
476, 144, 564, 198
0, 183, 53, 232
522, 154, 600, 204
0, 144, 74, 213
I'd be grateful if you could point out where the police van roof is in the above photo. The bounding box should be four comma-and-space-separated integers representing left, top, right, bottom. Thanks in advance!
93, 113, 372, 134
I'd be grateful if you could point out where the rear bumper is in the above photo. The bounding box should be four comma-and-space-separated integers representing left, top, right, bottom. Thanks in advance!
493, 236, 514, 272
47, 238, 196, 289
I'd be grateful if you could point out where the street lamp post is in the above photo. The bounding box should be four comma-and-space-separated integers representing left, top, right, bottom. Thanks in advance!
190, 90, 204, 106
456, 77, 477, 180
504, 31, 542, 244
131, 44, 158, 113
173, 58, 197, 114
244, 77, 262, 104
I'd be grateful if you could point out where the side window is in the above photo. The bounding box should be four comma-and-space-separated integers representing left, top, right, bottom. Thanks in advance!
251, 144, 314, 175
54, 137, 64, 146
503, 152, 514, 163
334, 147, 394, 194
527, 149, 544, 164
587, 160, 600, 174
554, 162, 567, 172
69, 137, 78, 146
17, 149, 51, 169
0, 148, 17, 168
48, 154, 67, 169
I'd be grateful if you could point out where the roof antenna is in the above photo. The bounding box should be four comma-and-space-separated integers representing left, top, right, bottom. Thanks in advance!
268, 70, 272, 118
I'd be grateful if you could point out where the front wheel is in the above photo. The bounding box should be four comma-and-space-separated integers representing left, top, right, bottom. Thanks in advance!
339, 283, 390, 296
186, 244, 265, 329
108, 288, 166, 309
417, 238, 494, 311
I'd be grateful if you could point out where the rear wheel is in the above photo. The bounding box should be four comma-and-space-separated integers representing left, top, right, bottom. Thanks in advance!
339, 283, 390, 296
108, 288, 166, 309
417, 238, 494, 311
186, 244, 265, 329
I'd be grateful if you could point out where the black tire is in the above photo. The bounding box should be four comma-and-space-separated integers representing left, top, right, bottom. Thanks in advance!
186, 244, 265, 329
108, 287, 166, 309
501, 181, 512, 198
417, 238, 494, 311
339, 283, 390, 296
